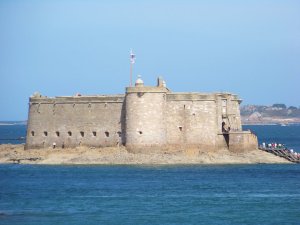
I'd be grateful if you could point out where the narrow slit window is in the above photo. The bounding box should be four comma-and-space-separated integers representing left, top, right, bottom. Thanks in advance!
68, 131, 72, 136
31, 131, 35, 136
105, 131, 109, 137
80, 131, 84, 137
92, 131, 97, 137
44, 131, 48, 136
222, 100, 227, 114
56, 131, 60, 137
179, 126, 183, 131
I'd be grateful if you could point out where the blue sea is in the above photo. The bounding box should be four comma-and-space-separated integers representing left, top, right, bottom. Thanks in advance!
0, 122, 26, 145
0, 124, 300, 225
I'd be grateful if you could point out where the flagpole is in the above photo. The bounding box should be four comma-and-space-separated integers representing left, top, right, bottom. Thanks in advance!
129, 49, 135, 87
130, 62, 133, 87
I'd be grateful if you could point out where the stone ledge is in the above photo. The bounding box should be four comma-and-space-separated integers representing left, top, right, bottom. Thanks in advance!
126, 86, 168, 93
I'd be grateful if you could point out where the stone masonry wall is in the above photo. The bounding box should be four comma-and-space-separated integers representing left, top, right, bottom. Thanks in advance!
125, 87, 167, 152
228, 131, 258, 152
25, 95, 125, 149
227, 96, 242, 131
25, 86, 257, 152
166, 93, 218, 150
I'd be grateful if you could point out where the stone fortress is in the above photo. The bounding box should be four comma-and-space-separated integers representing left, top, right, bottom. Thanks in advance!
25, 77, 258, 153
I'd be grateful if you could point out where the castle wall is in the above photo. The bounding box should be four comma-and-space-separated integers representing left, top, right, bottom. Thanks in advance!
125, 87, 167, 152
25, 80, 258, 152
166, 93, 218, 150
228, 131, 258, 152
25, 95, 125, 149
214, 93, 246, 150
226, 95, 242, 131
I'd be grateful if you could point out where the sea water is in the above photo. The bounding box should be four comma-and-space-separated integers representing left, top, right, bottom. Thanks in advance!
243, 125, 300, 151
0, 124, 300, 224
0, 123, 26, 145
0, 164, 300, 225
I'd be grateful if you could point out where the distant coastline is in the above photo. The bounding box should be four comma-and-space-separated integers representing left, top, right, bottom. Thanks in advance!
241, 120, 300, 126
242, 123, 300, 126
0, 121, 27, 126
241, 104, 300, 125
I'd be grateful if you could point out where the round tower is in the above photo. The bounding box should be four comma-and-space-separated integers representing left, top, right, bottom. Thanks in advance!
125, 76, 168, 153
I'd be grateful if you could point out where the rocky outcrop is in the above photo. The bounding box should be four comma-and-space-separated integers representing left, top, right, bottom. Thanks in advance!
0, 144, 290, 165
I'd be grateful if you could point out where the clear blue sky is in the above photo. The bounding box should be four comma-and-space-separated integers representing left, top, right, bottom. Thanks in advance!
0, 0, 299, 120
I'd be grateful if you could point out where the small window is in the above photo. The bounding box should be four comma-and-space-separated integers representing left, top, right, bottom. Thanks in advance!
80, 131, 84, 137
68, 131, 72, 136
179, 126, 183, 131
105, 131, 109, 137
31, 131, 35, 136
44, 131, 48, 136
92, 131, 97, 137
222, 99, 227, 114
56, 131, 60, 137
138, 131, 143, 135
137, 92, 144, 97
